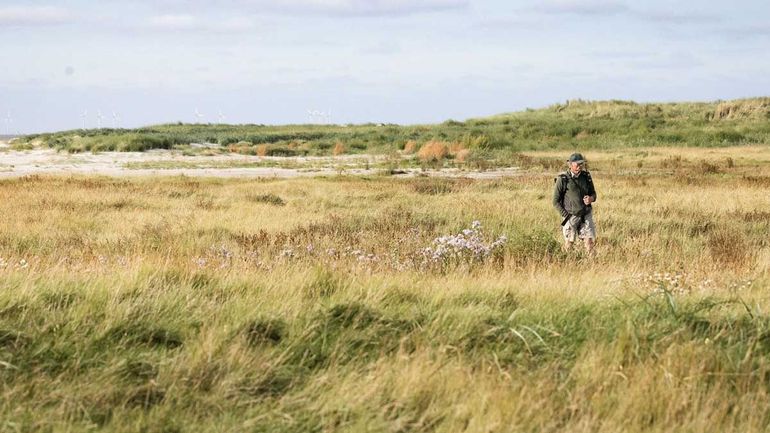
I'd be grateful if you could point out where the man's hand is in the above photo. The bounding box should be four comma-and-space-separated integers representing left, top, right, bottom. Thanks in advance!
583, 195, 593, 205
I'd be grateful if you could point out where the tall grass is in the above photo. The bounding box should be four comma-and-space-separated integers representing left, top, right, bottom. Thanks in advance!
0, 146, 769, 432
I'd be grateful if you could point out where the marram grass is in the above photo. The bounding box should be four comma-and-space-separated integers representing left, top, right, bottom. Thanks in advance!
1, 147, 769, 432
16, 97, 770, 156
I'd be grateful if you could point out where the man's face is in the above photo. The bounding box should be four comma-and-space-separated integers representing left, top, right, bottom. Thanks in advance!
569, 161, 583, 174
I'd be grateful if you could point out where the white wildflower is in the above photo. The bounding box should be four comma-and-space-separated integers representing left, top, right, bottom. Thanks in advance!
421, 221, 507, 267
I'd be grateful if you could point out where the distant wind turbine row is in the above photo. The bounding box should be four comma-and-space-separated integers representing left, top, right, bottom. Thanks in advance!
307, 109, 332, 125
72, 107, 335, 130
193, 109, 227, 124
80, 109, 121, 130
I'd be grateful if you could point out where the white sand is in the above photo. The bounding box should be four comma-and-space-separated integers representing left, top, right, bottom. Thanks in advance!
0, 146, 520, 179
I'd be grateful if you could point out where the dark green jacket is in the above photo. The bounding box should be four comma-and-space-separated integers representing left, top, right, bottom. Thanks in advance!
553, 170, 597, 218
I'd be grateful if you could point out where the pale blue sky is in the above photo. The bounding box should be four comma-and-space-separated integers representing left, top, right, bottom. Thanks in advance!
1, 0, 768, 133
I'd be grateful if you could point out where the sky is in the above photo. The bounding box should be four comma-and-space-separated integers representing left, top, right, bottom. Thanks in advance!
1, 0, 769, 133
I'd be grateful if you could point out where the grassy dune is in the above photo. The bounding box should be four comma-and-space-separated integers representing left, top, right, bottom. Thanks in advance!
15, 98, 770, 155
1, 147, 769, 432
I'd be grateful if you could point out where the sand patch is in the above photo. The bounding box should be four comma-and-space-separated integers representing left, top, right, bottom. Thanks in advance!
0, 148, 521, 179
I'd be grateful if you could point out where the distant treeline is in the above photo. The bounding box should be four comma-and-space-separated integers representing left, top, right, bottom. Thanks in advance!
18, 98, 770, 155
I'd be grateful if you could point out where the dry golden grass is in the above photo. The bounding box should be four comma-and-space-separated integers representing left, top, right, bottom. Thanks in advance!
333, 141, 346, 156
0, 146, 769, 432
454, 148, 471, 163
713, 97, 770, 120
418, 140, 449, 162
403, 140, 417, 154
225, 141, 255, 156
255, 143, 268, 157
448, 142, 470, 162
448, 141, 465, 155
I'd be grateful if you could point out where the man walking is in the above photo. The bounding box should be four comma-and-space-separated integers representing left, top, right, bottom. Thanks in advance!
553, 153, 597, 255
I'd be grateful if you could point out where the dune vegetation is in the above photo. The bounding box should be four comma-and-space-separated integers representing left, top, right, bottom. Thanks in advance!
14, 98, 770, 157
1, 145, 769, 432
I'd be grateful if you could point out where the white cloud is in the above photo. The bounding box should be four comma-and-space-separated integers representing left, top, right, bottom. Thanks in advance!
146, 14, 198, 30
632, 9, 719, 24
144, 13, 260, 32
0, 5, 71, 26
230, 0, 469, 16
740, 23, 770, 36
114, 0, 468, 17
713, 23, 770, 42
533, 0, 628, 16
361, 40, 402, 55
531, 2, 720, 24
627, 51, 704, 70
218, 16, 259, 32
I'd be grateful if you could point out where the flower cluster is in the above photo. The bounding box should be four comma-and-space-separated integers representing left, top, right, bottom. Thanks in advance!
282, 245, 379, 264
644, 271, 690, 295
727, 279, 753, 293
193, 245, 235, 268
183, 222, 505, 271
214, 245, 233, 260
0, 258, 30, 270
343, 246, 379, 263
421, 220, 507, 266
628, 271, 754, 296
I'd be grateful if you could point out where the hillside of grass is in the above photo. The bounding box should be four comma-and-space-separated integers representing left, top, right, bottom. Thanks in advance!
16, 98, 770, 155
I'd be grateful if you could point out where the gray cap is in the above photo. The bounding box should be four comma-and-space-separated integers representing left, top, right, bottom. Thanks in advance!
567, 153, 585, 163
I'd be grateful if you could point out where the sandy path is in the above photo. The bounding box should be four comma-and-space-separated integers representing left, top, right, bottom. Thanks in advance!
0, 146, 521, 179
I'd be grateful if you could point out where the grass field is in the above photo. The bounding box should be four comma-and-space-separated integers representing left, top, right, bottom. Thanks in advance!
1, 146, 769, 432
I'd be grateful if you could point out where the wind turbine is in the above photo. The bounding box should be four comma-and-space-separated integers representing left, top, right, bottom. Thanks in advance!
96, 110, 104, 129
316, 110, 330, 125
3, 111, 12, 135
80, 109, 88, 129
217, 109, 226, 124
112, 111, 120, 128
309, 109, 323, 124
194, 108, 205, 124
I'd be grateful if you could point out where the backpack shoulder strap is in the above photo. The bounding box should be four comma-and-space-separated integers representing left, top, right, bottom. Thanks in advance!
555, 173, 569, 200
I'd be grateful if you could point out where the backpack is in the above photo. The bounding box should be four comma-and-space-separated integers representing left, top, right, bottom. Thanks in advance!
555, 173, 569, 203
